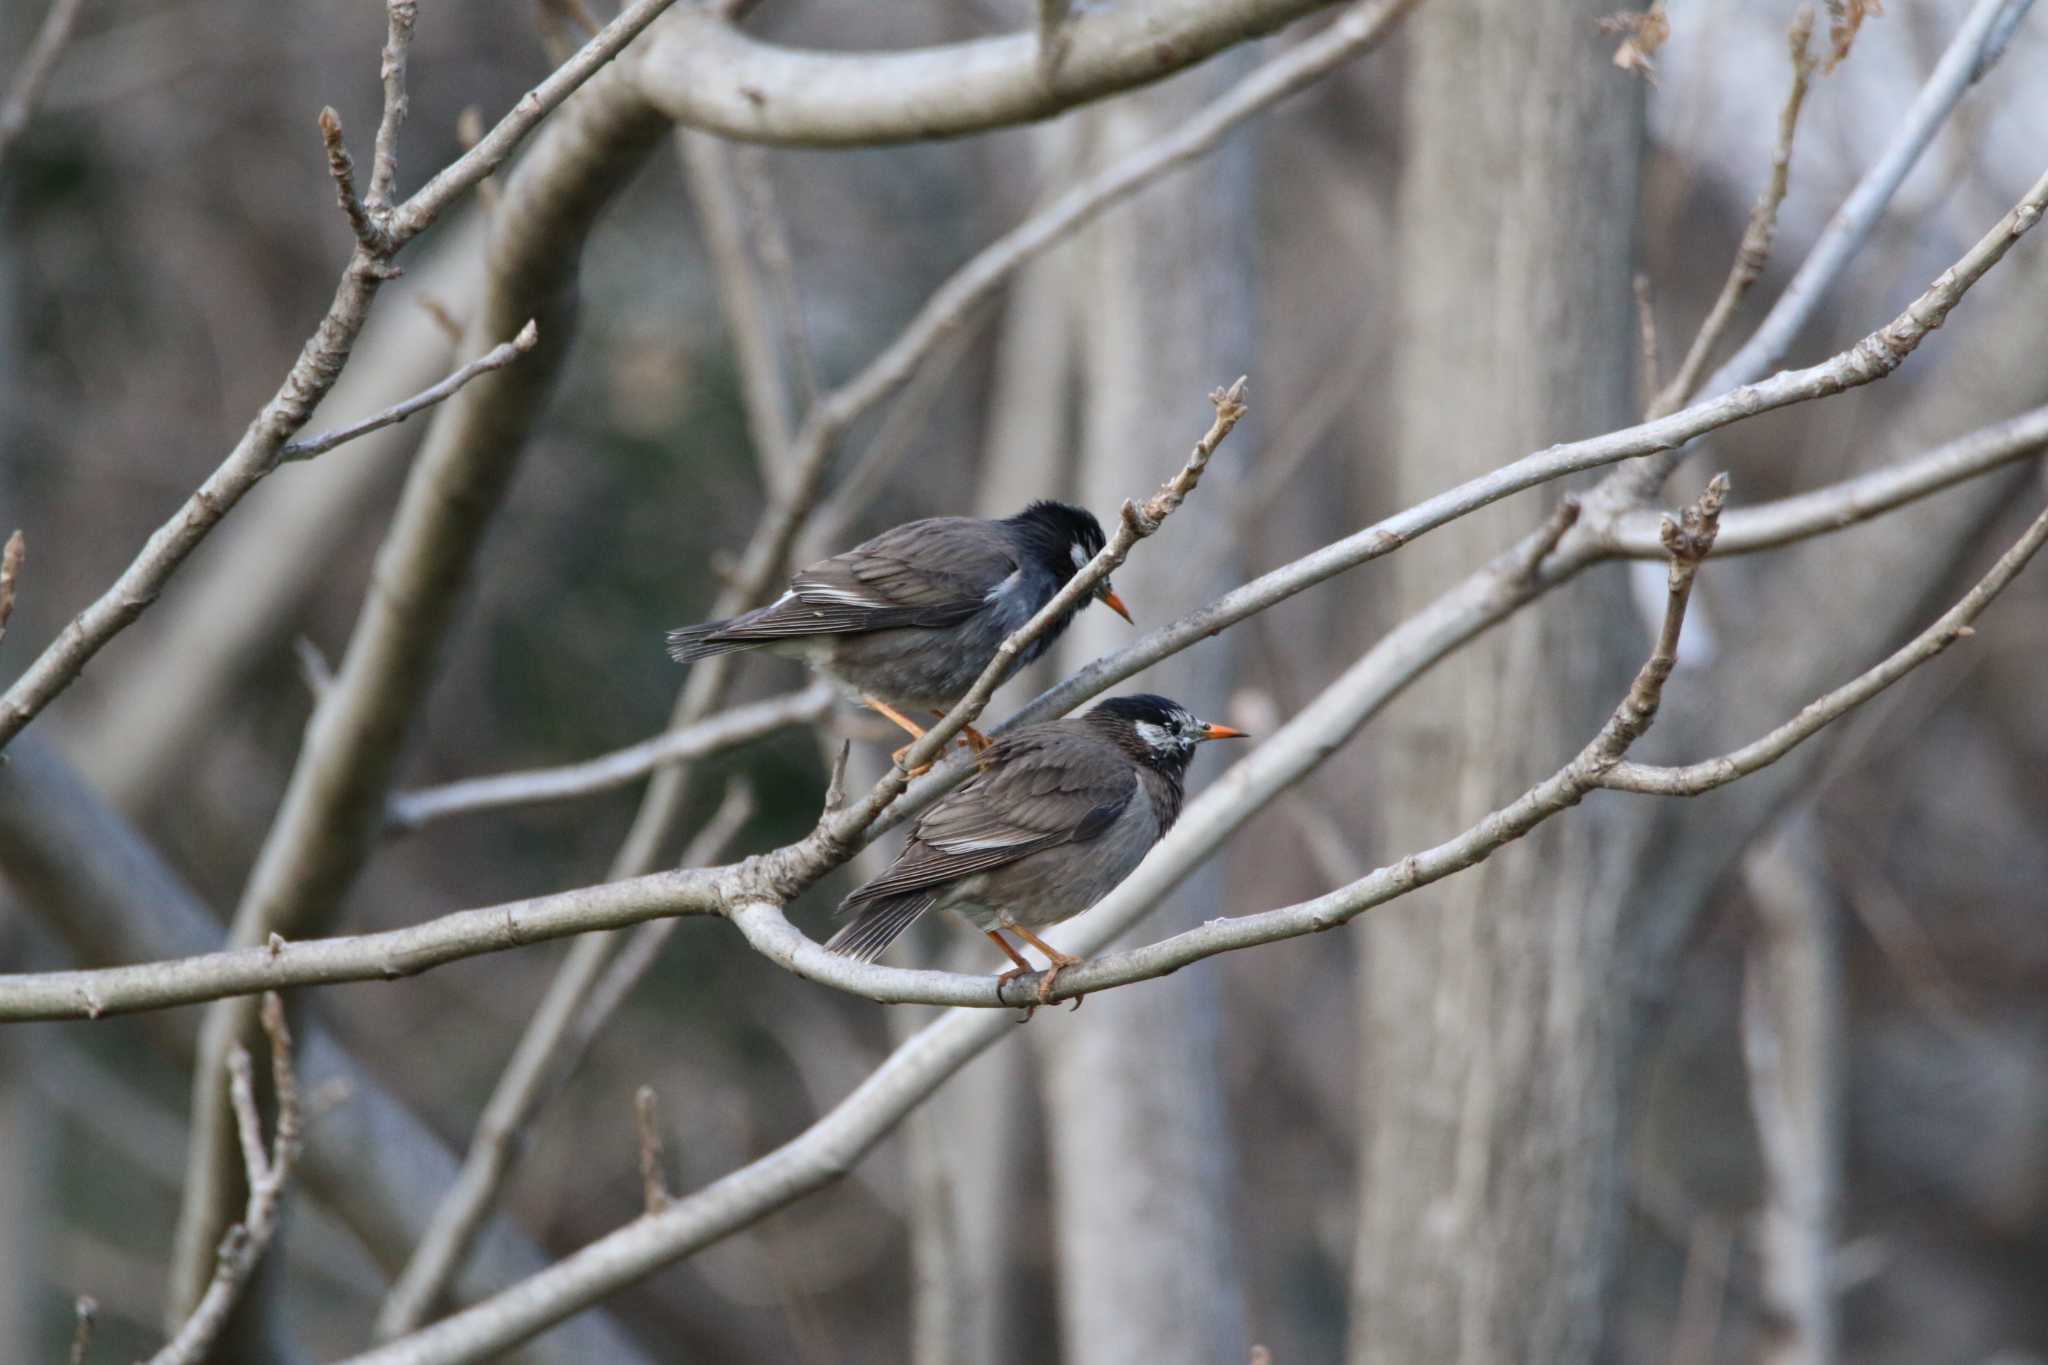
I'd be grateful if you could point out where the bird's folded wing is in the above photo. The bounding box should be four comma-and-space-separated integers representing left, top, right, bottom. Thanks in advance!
841, 730, 1135, 909
700, 520, 1012, 642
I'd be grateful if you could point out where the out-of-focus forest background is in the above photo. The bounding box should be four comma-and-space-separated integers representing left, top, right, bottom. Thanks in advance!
1, 1, 2046, 1362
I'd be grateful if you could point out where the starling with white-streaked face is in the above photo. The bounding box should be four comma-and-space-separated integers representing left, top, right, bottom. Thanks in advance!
667, 502, 1131, 753
826, 693, 1247, 1005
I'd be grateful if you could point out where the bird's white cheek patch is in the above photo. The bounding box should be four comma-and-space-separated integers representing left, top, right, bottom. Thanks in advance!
1070, 543, 1090, 570
1134, 721, 1173, 752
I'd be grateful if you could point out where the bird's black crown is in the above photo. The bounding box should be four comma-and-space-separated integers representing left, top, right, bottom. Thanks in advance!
1087, 692, 1209, 770
1089, 693, 1188, 728
1006, 500, 1107, 582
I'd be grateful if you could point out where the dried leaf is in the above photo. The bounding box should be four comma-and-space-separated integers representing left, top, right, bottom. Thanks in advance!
1599, 3, 1670, 84
1824, 0, 1882, 71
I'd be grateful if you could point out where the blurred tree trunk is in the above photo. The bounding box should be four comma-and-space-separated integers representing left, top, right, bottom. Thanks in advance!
1038, 56, 1257, 1365
1347, 6, 1647, 1363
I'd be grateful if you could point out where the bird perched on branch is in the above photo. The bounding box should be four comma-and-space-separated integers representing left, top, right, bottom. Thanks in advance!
826, 693, 1246, 1005
667, 501, 1131, 757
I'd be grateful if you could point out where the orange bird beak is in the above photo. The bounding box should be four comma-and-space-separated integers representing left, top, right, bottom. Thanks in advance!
1099, 588, 1134, 624
1199, 722, 1249, 741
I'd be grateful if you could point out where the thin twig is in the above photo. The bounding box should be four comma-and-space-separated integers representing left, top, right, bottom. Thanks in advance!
384, 683, 828, 833
320, 107, 381, 248
0, 0, 87, 172
1669, 0, 2033, 434
705, 0, 1421, 648
635, 1086, 672, 1214
280, 322, 539, 462
365, 1, 419, 215
1600, 499, 2048, 795
0, 531, 24, 648
1654, 7, 1816, 417
387, 0, 680, 245
0, 0, 680, 755
146, 994, 300, 1365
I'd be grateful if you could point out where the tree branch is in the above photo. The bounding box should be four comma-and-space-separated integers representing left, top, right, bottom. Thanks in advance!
630, 0, 1365, 145
278, 321, 539, 463
144, 995, 300, 1365
169, 28, 677, 1317
0, 734, 651, 1362
1605, 402, 2048, 557
383, 683, 828, 833
0, 0, 86, 172
1623, 0, 2035, 492
1651, 4, 1816, 416
364, 0, 418, 216
1599, 499, 2048, 796
0, 0, 680, 754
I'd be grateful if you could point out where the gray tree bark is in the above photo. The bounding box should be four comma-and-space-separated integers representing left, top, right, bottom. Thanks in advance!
1347, 6, 1648, 1363
1038, 55, 1257, 1365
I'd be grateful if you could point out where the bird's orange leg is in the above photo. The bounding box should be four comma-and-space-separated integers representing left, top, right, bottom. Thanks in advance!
866, 697, 941, 774
1006, 924, 1085, 1010
931, 710, 993, 753
986, 929, 1043, 1016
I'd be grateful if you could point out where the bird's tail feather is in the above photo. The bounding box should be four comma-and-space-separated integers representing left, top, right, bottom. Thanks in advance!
825, 893, 936, 963
666, 619, 748, 664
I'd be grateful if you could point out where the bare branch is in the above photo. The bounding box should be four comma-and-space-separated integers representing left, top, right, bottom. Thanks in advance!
0, 0, 677, 755
707, 0, 1418, 636
631, 0, 1383, 145
146, 995, 301, 1365
0, 530, 23, 648
1607, 402, 2048, 557
1600, 500, 2048, 796
172, 24, 680, 1315
365, 0, 419, 215
0, 0, 87, 172
320, 107, 382, 248
1652, 4, 1816, 416
279, 321, 540, 462
385, 683, 829, 833
635, 1086, 672, 1215
1677, 0, 2034, 417
570, 782, 758, 1053
386, 0, 681, 244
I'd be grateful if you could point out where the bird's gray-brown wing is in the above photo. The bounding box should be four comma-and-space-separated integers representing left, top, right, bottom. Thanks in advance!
826, 726, 1133, 962
842, 727, 1135, 910
716, 518, 1017, 644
